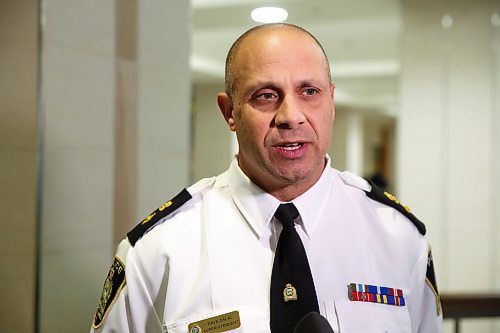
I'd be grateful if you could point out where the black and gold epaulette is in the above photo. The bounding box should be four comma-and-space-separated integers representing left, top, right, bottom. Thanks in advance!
127, 188, 192, 246
365, 180, 426, 235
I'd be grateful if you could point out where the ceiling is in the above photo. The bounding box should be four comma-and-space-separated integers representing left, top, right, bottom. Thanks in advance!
190, 0, 402, 115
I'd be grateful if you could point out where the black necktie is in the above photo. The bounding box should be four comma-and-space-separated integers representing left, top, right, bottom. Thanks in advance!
270, 203, 319, 333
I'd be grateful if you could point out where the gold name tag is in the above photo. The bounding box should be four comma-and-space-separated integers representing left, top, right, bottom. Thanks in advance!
188, 311, 241, 333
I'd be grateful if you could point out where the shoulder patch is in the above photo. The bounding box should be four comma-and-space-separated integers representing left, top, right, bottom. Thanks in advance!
127, 188, 192, 246
93, 256, 126, 328
425, 248, 441, 316
365, 180, 426, 235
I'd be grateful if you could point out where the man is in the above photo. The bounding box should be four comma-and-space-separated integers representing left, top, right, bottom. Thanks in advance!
91, 23, 442, 333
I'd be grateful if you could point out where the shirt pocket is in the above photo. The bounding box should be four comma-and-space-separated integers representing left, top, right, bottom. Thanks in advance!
333, 301, 411, 333
163, 305, 270, 333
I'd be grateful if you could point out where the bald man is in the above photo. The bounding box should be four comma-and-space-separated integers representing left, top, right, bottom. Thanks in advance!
90, 24, 442, 333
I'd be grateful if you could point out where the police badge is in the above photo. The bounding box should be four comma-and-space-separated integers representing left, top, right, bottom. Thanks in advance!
283, 283, 297, 302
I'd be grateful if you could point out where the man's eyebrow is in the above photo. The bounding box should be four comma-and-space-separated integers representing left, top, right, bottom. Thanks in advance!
298, 79, 324, 88
243, 82, 280, 95
253, 81, 279, 89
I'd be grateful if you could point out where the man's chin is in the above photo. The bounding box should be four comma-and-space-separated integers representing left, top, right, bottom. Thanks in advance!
274, 161, 326, 185
273, 168, 314, 185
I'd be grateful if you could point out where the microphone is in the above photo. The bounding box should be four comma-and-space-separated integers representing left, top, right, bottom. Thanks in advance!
293, 312, 334, 333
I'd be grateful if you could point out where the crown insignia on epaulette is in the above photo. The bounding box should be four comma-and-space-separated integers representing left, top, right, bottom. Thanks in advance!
127, 189, 192, 246
365, 180, 426, 235
383, 191, 412, 214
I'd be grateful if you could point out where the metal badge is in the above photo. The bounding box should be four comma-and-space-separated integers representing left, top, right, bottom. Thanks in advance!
283, 283, 297, 302
190, 324, 202, 333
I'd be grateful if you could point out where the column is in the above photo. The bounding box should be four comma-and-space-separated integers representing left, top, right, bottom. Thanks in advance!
0, 1, 38, 332
38, 1, 116, 331
38, 1, 192, 332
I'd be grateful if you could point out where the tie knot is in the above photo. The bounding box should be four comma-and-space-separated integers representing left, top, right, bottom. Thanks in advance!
274, 203, 299, 228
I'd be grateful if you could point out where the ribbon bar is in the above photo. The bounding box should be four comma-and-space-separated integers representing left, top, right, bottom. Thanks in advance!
348, 283, 405, 307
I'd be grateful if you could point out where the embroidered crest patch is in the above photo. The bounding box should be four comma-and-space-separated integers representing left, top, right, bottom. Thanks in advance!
92, 257, 126, 328
425, 249, 441, 316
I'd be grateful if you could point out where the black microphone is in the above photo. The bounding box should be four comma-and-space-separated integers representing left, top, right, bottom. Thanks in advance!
293, 311, 334, 333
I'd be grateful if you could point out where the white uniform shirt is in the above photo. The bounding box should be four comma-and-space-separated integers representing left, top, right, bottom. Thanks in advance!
90, 157, 442, 333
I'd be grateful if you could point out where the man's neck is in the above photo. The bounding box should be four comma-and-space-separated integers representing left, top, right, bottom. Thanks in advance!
241, 157, 329, 202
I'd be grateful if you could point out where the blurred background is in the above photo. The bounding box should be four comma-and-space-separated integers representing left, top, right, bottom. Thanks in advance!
1, 0, 499, 332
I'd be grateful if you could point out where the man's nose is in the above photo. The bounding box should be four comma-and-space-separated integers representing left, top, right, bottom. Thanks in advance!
274, 96, 306, 129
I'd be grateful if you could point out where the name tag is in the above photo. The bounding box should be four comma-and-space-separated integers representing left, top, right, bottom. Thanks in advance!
188, 311, 241, 333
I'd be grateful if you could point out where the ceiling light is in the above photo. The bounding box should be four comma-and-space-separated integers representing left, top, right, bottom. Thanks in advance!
492, 12, 500, 27
251, 7, 288, 23
441, 14, 453, 29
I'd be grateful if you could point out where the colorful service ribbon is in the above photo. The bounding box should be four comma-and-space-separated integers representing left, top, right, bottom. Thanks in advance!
348, 283, 405, 307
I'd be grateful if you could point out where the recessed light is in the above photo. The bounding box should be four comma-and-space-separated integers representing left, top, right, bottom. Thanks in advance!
441, 14, 453, 29
492, 12, 500, 27
251, 7, 288, 23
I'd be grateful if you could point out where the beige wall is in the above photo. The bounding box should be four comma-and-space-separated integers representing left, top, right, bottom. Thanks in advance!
328, 106, 348, 171
399, 0, 500, 331
0, 1, 38, 332
191, 83, 232, 181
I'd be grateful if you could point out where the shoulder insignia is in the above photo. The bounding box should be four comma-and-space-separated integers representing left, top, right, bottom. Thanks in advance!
92, 256, 126, 328
127, 188, 192, 246
365, 180, 426, 235
425, 249, 441, 316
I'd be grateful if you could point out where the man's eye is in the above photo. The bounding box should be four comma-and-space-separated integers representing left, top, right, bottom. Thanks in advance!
303, 88, 318, 96
257, 92, 276, 100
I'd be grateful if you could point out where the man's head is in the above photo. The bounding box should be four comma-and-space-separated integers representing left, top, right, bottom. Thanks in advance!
217, 23, 335, 201
224, 24, 332, 100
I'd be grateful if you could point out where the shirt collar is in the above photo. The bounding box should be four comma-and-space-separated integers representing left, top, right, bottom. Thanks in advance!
227, 155, 336, 239
292, 155, 336, 238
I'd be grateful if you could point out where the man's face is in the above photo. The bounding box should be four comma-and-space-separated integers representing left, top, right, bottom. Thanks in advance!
218, 29, 335, 199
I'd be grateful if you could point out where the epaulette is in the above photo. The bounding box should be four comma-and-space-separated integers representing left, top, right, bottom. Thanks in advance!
127, 188, 192, 246
365, 180, 426, 235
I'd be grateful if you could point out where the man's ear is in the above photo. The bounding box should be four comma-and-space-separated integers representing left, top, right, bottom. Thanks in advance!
330, 82, 336, 117
330, 82, 335, 99
217, 92, 236, 132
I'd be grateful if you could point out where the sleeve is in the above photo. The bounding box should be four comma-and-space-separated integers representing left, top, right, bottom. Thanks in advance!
90, 239, 132, 333
409, 243, 443, 333
89, 239, 164, 333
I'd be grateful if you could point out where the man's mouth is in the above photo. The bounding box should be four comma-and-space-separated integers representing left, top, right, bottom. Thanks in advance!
279, 142, 304, 150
